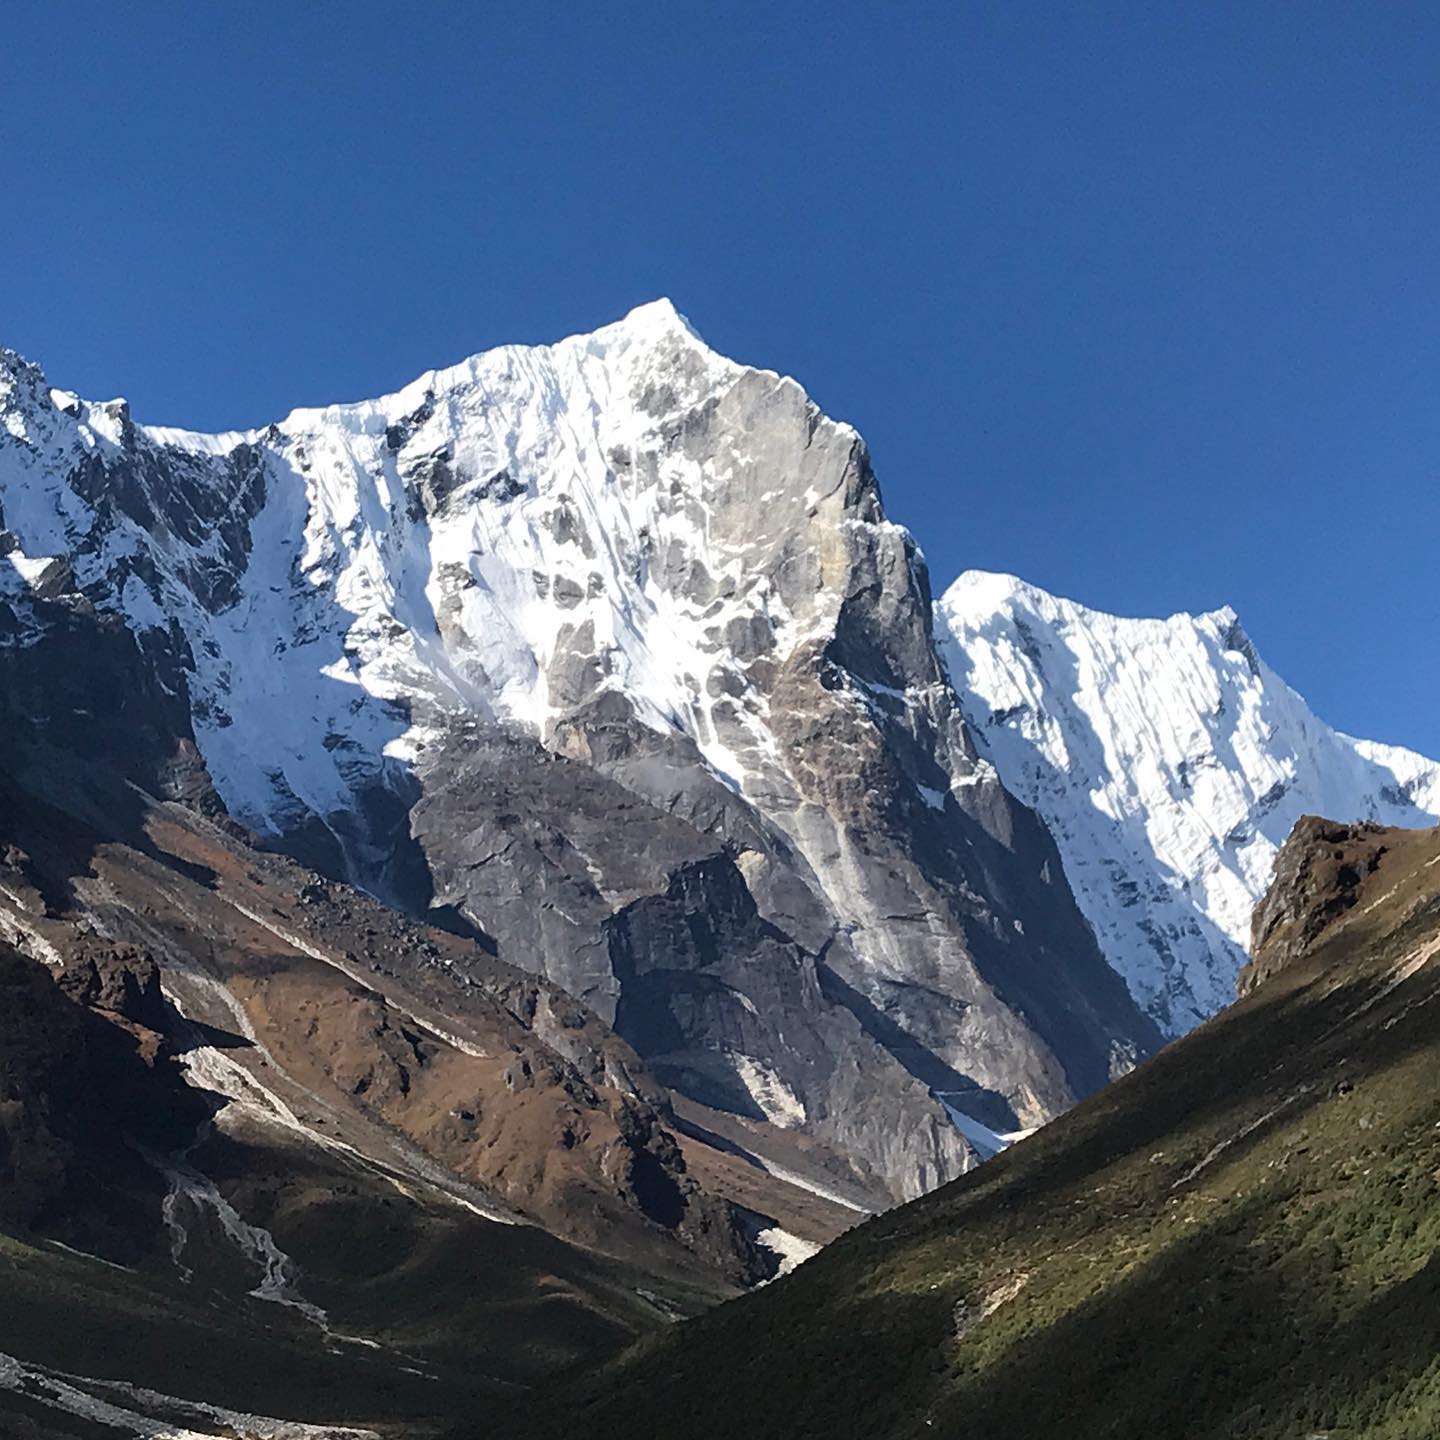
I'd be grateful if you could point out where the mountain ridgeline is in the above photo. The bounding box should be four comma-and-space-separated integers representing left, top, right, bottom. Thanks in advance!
0, 303, 1167, 1210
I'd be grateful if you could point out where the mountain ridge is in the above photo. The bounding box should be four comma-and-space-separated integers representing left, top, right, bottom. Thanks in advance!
939, 567, 1440, 1034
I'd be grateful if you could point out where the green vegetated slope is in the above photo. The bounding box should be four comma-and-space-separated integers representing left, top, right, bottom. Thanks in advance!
505, 818, 1440, 1440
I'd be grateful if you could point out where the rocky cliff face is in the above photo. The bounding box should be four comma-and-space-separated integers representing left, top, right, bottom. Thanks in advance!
0, 306, 1161, 1202
939, 570, 1440, 1036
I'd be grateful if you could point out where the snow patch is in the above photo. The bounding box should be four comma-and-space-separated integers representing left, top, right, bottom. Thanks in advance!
756, 1225, 820, 1277
935, 1100, 1013, 1160
750, 1158, 871, 1214
732, 1053, 807, 1128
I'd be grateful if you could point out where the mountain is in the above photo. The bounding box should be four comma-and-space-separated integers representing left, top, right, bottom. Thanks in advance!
0, 304, 1170, 1433
0, 304, 1160, 1212
506, 812, 1440, 1440
6, 300, 1436, 1434
938, 570, 1440, 1035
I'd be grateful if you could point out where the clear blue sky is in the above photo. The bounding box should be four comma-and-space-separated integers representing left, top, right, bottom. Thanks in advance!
3, 3, 1437, 752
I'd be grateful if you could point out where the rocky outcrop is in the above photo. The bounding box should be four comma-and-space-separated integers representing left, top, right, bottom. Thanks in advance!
55, 940, 169, 1032
0, 939, 206, 1260
1241, 816, 1392, 996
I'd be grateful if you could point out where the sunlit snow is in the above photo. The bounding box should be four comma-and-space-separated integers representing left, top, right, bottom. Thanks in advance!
939, 570, 1440, 1034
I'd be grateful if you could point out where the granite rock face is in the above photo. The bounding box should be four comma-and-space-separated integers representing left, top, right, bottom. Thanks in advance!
0, 307, 1161, 1199
1242, 816, 1392, 996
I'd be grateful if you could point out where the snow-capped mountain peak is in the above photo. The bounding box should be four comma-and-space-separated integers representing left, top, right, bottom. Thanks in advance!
6, 317, 1433, 1060
1, 311, 1163, 1201
938, 570, 1440, 1033
0, 302, 831, 837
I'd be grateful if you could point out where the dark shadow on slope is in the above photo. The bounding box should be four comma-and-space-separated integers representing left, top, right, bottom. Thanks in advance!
474, 1218, 1440, 1440
422, 901, 497, 948
494, 875, 1440, 1440
923, 1194, 1440, 1440
817, 959, 1017, 1127
667, 1111, 768, 1171
803, 629, 1163, 1114
931, 932, 1440, 1228
0, 591, 218, 881
167, 1015, 255, 1056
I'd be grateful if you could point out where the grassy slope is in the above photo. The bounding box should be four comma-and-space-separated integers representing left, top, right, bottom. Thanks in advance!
0, 1159, 743, 1438
0, 1227, 451, 1431
503, 823, 1440, 1440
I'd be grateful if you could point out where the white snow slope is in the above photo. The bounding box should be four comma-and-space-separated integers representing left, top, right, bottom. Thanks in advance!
939, 571, 1440, 1035
0, 301, 850, 847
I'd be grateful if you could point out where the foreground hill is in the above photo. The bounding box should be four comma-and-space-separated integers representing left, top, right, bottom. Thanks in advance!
507, 814, 1440, 1440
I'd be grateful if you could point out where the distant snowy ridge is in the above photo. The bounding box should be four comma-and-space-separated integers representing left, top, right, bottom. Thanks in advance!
938, 570, 1440, 1035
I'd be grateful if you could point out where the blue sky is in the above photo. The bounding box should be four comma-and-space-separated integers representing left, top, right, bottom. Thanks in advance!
3, 2, 1437, 752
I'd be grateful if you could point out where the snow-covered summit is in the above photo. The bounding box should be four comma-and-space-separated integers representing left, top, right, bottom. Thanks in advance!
212, 297, 718, 450
0, 300, 856, 840
938, 570, 1440, 1033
